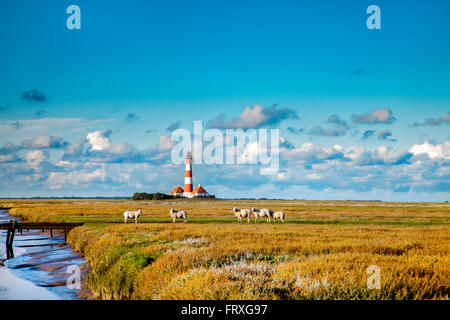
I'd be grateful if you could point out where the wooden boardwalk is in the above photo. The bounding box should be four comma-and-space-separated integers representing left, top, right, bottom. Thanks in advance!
0, 220, 83, 258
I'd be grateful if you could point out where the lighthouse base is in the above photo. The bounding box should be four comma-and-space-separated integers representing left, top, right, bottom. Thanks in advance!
177, 192, 214, 198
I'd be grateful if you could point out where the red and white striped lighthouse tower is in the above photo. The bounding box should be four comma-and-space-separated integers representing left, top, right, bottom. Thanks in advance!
183, 151, 193, 197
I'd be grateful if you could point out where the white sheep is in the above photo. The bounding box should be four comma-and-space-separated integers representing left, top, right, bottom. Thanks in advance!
251, 207, 273, 223
232, 207, 251, 223
272, 211, 285, 222
124, 209, 142, 223
170, 208, 188, 223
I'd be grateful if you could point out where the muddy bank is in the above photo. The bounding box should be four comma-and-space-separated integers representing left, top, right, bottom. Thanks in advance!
0, 210, 87, 300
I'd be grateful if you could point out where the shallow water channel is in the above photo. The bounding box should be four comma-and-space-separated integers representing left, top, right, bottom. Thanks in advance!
0, 210, 85, 299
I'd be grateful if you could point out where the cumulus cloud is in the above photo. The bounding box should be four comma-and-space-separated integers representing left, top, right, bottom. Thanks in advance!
352, 107, 396, 124
86, 130, 142, 163
87, 131, 111, 151
409, 141, 450, 160
0, 143, 20, 163
208, 104, 298, 129
21, 90, 47, 102
0, 120, 448, 200
282, 142, 344, 163
158, 135, 174, 151
0, 143, 19, 154
344, 146, 410, 165
26, 150, 49, 166
411, 111, 450, 126
61, 138, 86, 161
0, 153, 19, 163
309, 115, 350, 136
21, 135, 67, 149
80, 130, 170, 164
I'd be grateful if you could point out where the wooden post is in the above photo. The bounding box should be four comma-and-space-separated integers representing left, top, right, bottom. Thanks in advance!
6, 228, 10, 247
64, 229, 67, 242
9, 221, 16, 247
7, 246, 13, 259
6, 220, 12, 246
50, 229, 53, 238
6, 220, 14, 259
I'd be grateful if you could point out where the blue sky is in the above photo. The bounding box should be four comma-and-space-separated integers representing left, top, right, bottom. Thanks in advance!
0, 0, 449, 200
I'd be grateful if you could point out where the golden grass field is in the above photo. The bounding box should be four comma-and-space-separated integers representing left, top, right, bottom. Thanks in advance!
2, 199, 449, 300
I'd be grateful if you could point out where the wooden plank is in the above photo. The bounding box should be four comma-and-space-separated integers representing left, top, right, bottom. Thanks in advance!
16, 223, 83, 227
0, 222, 83, 230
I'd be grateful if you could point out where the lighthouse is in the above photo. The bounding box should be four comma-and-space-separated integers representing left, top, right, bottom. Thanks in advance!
170, 151, 213, 198
183, 151, 193, 197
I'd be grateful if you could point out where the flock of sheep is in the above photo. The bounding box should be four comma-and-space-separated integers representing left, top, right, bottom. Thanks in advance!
233, 207, 285, 223
123, 207, 285, 224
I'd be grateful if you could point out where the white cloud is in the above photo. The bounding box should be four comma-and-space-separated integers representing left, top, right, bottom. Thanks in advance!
87, 131, 111, 151
0, 143, 20, 163
25, 150, 48, 166
282, 142, 344, 162
158, 135, 174, 151
409, 141, 450, 160
84, 130, 151, 163
61, 138, 86, 160
48, 168, 106, 188
306, 173, 322, 180
0, 154, 18, 163
344, 145, 409, 165
208, 104, 298, 129
0, 125, 449, 200
21, 135, 66, 149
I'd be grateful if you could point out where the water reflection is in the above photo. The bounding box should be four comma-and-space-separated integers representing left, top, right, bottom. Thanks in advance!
0, 210, 85, 300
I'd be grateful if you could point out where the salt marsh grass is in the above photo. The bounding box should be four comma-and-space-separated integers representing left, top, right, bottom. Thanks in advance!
3, 199, 449, 299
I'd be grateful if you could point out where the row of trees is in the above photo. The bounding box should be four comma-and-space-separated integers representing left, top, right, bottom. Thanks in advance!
131, 192, 174, 200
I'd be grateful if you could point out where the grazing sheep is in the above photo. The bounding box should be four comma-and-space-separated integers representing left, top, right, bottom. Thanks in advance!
170, 208, 188, 223
232, 207, 251, 223
251, 207, 273, 223
124, 209, 142, 223
272, 211, 285, 222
